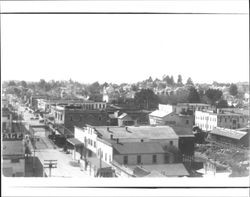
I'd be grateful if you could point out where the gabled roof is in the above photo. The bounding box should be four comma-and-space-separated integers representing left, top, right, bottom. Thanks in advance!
113, 142, 166, 155
210, 127, 247, 140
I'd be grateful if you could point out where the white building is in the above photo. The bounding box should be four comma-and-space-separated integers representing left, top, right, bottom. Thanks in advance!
195, 110, 249, 131
73, 125, 182, 177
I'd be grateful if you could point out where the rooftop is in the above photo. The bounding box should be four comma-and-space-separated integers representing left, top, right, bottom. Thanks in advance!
149, 110, 172, 118
128, 163, 189, 177
171, 126, 194, 137
210, 127, 248, 140
177, 103, 211, 107
89, 125, 179, 140
2, 141, 24, 158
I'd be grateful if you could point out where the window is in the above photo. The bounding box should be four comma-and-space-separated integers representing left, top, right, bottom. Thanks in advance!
152, 155, 157, 164
137, 155, 141, 164
164, 154, 169, 164
11, 158, 20, 163
105, 153, 107, 161
169, 141, 173, 146
94, 141, 96, 148
70, 116, 73, 121
98, 115, 102, 121
109, 155, 111, 163
186, 120, 189, 125
123, 156, 128, 165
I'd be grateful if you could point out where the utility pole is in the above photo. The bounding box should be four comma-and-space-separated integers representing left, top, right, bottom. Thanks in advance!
32, 127, 36, 176
44, 160, 57, 177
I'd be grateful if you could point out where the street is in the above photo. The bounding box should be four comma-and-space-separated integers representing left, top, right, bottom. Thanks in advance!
17, 104, 91, 178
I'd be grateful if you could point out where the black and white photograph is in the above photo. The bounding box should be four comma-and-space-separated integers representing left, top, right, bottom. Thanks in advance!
1, 0, 249, 196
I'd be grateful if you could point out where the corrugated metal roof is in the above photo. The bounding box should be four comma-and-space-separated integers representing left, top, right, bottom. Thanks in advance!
210, 127, 247, 140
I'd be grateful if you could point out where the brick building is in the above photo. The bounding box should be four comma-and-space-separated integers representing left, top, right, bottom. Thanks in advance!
47, 104, 108, 136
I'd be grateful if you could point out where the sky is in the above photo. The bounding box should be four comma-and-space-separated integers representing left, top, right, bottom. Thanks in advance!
1, 5, 249, 84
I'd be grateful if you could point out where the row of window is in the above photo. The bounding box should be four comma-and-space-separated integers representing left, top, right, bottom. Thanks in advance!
123, 154, 168, 165
98, 149, 112, 163
87, 138, 96, 148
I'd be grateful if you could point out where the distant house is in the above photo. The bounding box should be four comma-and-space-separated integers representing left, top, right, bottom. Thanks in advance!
149, 104, 194, 128
117, 112, 149, 126
2, 141, 25, 177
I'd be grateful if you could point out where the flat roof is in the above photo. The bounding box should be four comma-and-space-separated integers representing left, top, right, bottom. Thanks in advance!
89, 125, 179, 140
2, 141, 24, 158
210, 127, 247, 140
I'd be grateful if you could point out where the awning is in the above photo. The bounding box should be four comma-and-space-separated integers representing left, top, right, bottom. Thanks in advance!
67, 138, 84, 146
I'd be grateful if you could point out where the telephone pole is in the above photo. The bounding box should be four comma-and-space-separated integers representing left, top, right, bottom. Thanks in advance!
44, 160, 57, 177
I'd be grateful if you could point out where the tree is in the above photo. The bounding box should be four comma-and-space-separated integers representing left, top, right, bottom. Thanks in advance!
205, 88, 223, 105
229, 84, 238, 96
20, 80, 27, 88
38, 79, 46, 90
88, 81, 100, 94
187, 87, 200, 103
170, 76, 175, 86
177, 74, 183, 86
186, 77, 194, 86
134, 89, 159, 110
216, 99, 228, 108
8, 81, 16, 86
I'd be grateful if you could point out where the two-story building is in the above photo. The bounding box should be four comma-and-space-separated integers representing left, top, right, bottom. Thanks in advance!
46, 103, 108, 137
195, 109, 249, 131
2, 141, 25, 177
72, 125, 190, 177
149, 104, 194, 128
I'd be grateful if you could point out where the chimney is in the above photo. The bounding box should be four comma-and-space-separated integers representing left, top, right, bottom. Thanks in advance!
116, 138, 119, 144
141, 139, 144, 142
217, 109, 220, 114
110, 134, 113, 140
125, 127, 128, 131
107, 127, 110, 132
